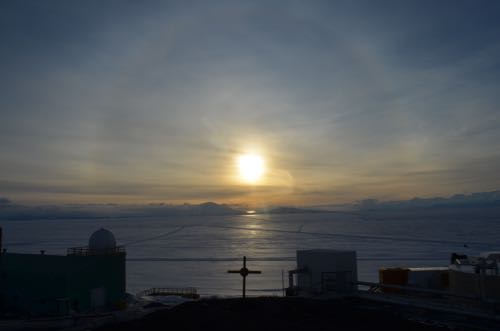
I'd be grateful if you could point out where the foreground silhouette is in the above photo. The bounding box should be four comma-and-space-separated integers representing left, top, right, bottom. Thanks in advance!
95, 296, 494, 331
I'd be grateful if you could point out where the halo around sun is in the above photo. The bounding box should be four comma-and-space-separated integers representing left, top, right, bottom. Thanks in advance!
237, 154, 265, 184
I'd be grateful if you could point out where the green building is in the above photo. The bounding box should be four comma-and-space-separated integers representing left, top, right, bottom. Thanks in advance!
0, 228, 126, 315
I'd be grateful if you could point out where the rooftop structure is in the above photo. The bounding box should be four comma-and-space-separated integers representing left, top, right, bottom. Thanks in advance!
449, 252, 500, 301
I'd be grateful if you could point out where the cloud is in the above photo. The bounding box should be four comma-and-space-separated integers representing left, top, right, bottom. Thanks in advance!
1, 1, 500, 204
0, 179, 294, 205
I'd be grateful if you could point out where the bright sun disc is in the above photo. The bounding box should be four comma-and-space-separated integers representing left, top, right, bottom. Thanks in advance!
238, 154, 265, 183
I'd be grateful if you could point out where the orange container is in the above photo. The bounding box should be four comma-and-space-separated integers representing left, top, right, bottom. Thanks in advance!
379, 268, 409, 293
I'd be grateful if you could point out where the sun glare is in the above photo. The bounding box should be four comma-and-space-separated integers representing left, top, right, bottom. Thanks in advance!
238, 154, 265, 184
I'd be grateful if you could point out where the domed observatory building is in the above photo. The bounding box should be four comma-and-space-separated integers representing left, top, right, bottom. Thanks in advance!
0, 228, 126, 315
70, 228, 123, 255
66, 228, 126, 312
89, 228, 117, 253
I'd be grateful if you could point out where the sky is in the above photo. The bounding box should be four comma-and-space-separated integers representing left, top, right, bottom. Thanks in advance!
1, 0, 500, 206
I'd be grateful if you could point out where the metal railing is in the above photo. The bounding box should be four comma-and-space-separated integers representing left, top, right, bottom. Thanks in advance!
137, 287, 199, 299
67, 246, 126, 256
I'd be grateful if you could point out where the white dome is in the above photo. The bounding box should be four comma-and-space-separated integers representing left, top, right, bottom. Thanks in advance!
89, 228, 116, 252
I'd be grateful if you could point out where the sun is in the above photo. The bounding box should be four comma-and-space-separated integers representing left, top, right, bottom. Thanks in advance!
238, 154, 265, 183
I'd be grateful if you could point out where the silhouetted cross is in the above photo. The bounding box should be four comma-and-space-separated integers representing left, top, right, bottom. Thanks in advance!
227, 256, 261, 298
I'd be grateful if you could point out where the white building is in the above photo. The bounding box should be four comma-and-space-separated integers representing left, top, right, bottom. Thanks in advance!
289, 249, 358, 295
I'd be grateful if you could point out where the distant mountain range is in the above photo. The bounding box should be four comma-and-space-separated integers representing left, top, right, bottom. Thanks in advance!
260, 206, 325, 214
0, 200, 243, 220
1, 190, 500, 220
352, 190, 500, 211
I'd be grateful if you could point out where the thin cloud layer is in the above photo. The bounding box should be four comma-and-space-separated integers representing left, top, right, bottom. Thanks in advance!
1, 1, 500, 205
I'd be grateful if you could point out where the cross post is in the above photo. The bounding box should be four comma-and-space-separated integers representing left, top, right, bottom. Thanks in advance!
227, 256, 261, 298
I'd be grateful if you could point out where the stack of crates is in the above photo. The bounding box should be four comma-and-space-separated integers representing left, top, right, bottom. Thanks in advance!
379, 267, 449, 293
